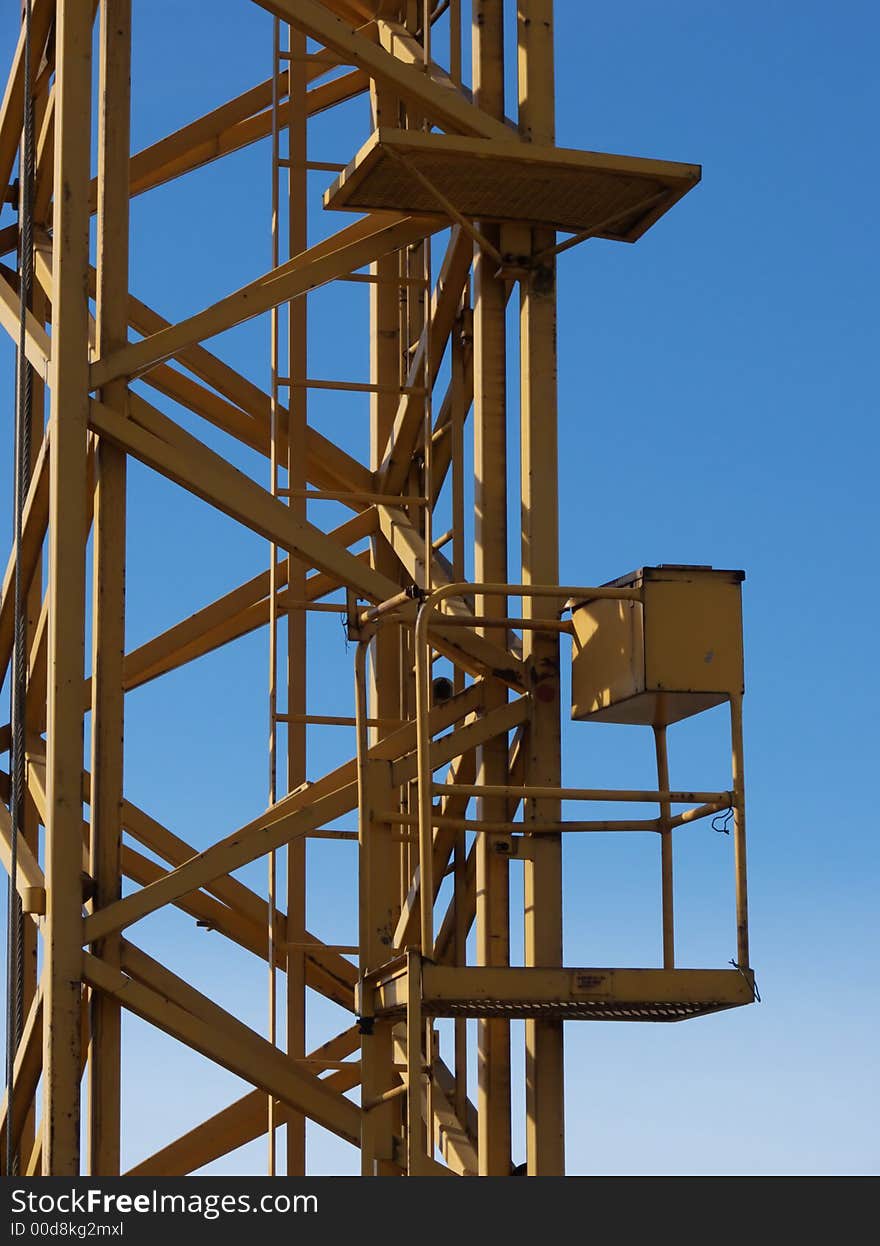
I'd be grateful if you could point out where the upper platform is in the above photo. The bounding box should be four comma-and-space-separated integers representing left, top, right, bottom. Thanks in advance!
324, 128, 701, 242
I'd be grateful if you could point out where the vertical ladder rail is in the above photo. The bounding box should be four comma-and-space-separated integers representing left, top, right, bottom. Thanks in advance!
269, 16, 310, 1177
266, 15, 285, 1177
449, 295, 469, 1134
420, 2, 435, 1168
285, 20, 309, 1179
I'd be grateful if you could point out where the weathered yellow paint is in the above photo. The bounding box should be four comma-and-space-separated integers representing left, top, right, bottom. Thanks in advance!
0, 0, 751, 1179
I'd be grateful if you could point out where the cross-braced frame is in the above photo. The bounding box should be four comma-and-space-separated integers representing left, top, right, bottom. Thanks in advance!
0, 0, 754, 1178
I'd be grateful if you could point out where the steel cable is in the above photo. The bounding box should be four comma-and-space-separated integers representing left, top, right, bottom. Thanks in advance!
5, 0, 35, 1179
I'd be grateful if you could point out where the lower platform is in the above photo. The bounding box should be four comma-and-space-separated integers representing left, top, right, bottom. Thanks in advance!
361, 963, 755, 1023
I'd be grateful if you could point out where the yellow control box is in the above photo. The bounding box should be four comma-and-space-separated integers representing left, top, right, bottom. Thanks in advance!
571, 565, 744, 726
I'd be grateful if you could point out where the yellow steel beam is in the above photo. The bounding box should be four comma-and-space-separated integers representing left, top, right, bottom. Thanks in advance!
32, 64, 369, 225
10, 520, 69, 1179
129, 1089, 274, 1178
39, 242, 375, 512
82, 689, 489, 946
0, 795, 45, 915
254, 0, 512, 141
0, 986, 44, 1174
128, 67, 366, 202
142, 365, 269, 457
117, 553, 371, 694
116, 62, 360, 203
374, 505, 525, 686
30, 752, 359, 1013
432, 725, 525, 965
0, 0, 55, 192
377, 15, 511, 135
88, 393, 524, 686
0, 431, 48, 688
115, 794, 357, 1008
81, 685, 519, 944
32, 81, 55, 225
121, 847, 356, 1011
377, 227, 474, 494
430, 348, 474, 505
430, 1061, 478, 1177
434, 839, 475, 965
386, 695, 527, 791
126, 1027, 360, 1176
83, 948, 361, 1147
87, 0, 131, 1176
359, 103, 408, 1172
472, 0, 513, 1174
116, 512, 373, 694
42, 0, 95, 1175
0, 271, 51, 373
393, 749, 476, 948
112, 278, 373, 495
87, 394, 405, 604
517, 0, 566, 1177
91, 214, 439, 387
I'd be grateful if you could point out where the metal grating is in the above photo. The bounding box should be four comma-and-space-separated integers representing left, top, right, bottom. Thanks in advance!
324, 128, 701, 242
431, 999, 738, 1022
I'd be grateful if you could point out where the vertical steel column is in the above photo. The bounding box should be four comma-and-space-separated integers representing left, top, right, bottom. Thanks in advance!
450, 299, 469, 1128
471, 0, 512, 1177
88, 0, 131, 1177
653, 721, 675, 968
517, 0, 566, 1176
19, 277, 47, 1167
285, 22, 308, 1179
266, 21, 283, 1175
404, 947, 425, 1174
43, 0, 94, 1176
401, 3, 431, 1174
19, 47, 53, 1154
357, 645, 402, 1176
361, 74, 406, 1177
730, 694, 749, 968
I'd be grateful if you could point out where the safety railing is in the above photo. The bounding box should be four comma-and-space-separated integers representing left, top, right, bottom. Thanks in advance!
354, 580, 749, 975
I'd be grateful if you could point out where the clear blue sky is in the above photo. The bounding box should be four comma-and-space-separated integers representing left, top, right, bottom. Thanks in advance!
1, 1, 878, 1176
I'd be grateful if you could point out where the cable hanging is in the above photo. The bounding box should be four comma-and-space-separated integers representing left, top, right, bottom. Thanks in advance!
729, 959, 762, 1004
712, 806, 734, 835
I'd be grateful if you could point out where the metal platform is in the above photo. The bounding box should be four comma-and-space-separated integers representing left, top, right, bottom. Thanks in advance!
362, 963, 756, 1023
324, 127, 701, 242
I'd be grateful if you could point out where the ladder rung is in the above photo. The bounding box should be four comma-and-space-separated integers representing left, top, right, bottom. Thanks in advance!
363, 1082, 408, 1112
282, 941, 359, 954
279, 600, 349, 614
293, 1059, 357, 1069
277, 159, 348, 172
276, 377, 424, 395
277, 487, 428, 506
276, 713, 408, 728
432, 528, 454, 551
338, 273, 430, 287
280, 51, 344, 66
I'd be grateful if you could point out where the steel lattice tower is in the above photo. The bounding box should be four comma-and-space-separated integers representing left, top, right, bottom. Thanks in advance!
1, 0, 755, 1177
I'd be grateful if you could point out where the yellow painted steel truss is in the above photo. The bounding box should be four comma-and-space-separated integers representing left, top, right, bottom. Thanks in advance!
0, 0, 753, 1178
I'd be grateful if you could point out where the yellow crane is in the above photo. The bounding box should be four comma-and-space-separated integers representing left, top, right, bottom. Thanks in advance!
0, 0, 755, 1177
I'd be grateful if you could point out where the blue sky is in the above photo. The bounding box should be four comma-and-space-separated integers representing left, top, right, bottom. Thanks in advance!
1, 0, 878, 1175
